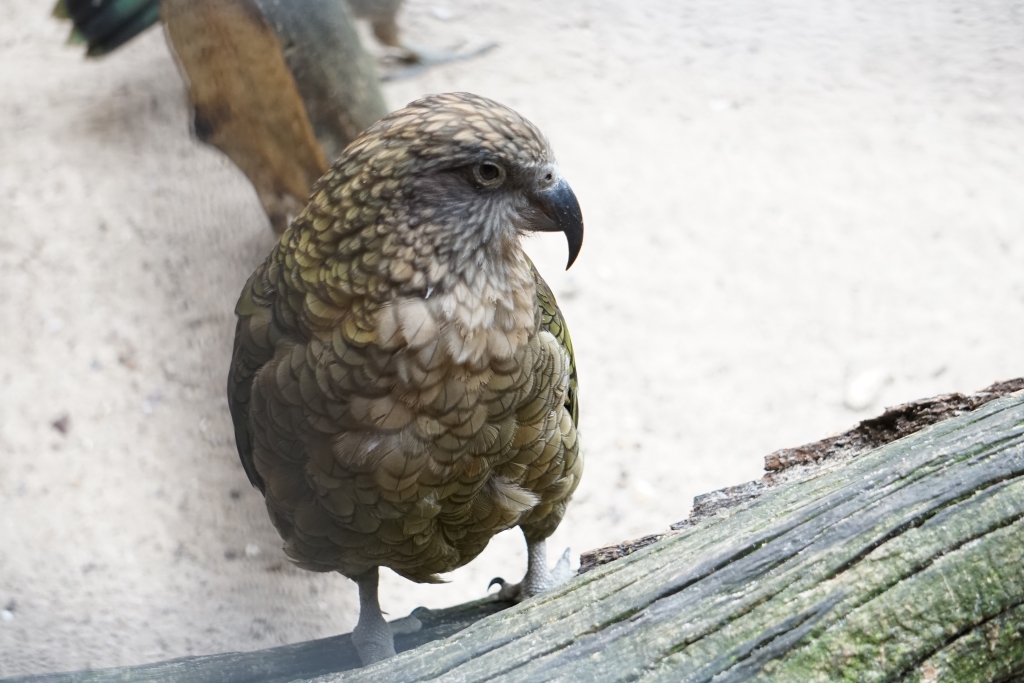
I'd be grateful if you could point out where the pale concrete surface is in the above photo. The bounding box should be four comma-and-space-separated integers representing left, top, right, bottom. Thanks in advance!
2, 0, 1024, 675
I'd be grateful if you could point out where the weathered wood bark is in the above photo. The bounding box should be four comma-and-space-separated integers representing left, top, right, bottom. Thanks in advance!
8, 597, 509, 683
8, 387, 1024, 682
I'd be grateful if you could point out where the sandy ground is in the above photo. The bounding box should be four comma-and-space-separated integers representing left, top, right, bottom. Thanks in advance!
3, 0, 1024, 676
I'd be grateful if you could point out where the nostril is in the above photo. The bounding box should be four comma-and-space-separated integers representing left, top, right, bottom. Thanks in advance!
545, 173, 553, 181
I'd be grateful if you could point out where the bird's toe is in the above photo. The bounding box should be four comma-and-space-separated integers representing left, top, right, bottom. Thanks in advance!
488, 576, 523, 602
551, 547, 573, 584
351, 623, 396, 666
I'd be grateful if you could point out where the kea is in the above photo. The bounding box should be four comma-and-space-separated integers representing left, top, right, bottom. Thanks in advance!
54, 0, 492, 233
227, 92, 584, 665
54, 0, 489, 66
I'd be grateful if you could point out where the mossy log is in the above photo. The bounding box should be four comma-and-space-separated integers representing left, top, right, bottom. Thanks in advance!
9, 387, 1024, 682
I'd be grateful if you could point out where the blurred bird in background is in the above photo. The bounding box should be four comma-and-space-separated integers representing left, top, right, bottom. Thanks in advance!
227, 92, 584, 665
53, 0, 159, 57
52, 0, 495, 232
53, 0, 492, 66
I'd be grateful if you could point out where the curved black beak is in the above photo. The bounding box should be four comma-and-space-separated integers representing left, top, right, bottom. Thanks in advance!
533, 178, 584, 269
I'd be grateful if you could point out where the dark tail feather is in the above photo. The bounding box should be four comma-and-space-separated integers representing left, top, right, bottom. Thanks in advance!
54, 0, 161, 57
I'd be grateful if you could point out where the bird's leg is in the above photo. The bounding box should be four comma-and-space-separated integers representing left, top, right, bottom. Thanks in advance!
350, 568, 396, 666
370, 15, 497, 80
490, 536, 573, 602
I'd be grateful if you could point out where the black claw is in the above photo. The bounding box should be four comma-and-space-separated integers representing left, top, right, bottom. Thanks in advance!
488, 577, 507, 591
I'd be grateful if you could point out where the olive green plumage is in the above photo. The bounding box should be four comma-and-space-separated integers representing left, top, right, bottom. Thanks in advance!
534, 264, 579, 429
228, 92, 583, 587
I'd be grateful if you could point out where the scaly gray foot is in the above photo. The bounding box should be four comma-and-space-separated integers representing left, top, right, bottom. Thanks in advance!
490, 541, 572, 602
351, 568, 396, 666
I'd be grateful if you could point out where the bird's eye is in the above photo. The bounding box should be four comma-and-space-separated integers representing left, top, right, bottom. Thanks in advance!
473, 162, 505, 187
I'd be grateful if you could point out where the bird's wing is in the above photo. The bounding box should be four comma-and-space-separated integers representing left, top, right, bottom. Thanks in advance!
530, 262, 579, 427
227, 259, 281, 493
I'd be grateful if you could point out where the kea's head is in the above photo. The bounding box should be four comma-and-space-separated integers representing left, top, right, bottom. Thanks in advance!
310, 92, 584, 293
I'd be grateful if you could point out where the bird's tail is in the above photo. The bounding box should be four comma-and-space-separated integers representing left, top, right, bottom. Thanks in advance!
53, 0, 161, 57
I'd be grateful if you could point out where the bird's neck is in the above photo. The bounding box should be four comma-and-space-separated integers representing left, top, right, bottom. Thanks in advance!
426, 249, 538, 368
370, 246, 538, 374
